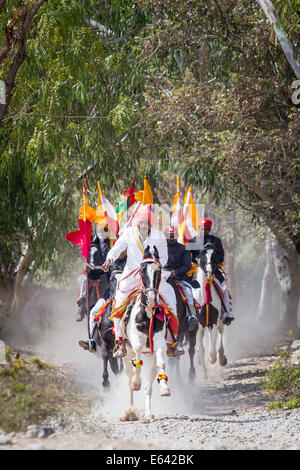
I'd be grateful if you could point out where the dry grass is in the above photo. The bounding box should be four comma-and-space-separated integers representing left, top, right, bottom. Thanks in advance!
0, 345, 88, 433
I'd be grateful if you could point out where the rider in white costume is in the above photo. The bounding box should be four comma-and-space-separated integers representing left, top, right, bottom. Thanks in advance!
101, 204, 183, 358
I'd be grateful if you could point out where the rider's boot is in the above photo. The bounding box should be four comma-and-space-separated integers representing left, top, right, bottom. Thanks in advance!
222, 311, 235, 325
76, 297, 86, 322
186, 303, 199, 332
222, 287, 234, 325
166, 342, 185, 357
113, 338, 127, 358
78, 339, 97, 353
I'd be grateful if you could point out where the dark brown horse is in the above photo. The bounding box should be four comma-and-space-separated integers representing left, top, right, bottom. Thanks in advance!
167, 276, 199, 381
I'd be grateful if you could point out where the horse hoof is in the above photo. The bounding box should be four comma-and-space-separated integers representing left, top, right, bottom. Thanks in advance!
188, 369, 196, 381
102, 382, 110, 391
143, 413, 154, 421
160, 386, 171, 397
120, 409, 139, 422
131, 382, 141, 391
209, 354, 217, 364
219, 355, 227, 366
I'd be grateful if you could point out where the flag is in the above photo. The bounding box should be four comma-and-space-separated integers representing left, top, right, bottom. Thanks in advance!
95, 181, 119, 237
65, 182, 94, 260
116, 180, 135, 224
178, 185, 199, 245
170, 175, 182, 229
134, 175, 153, 205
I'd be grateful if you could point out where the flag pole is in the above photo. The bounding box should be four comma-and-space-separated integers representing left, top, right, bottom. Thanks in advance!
83, 182, 91, 340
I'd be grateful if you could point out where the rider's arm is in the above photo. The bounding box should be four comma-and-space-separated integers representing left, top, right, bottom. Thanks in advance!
215, 236, 225, 264
174, 249, 192, 277
105, 228, 129, 264
156, 231, 168, 267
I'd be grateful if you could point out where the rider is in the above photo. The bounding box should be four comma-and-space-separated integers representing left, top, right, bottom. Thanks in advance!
78, 250, 127, 353
76, 222, 112, 322
101, 203, 184, 359
164, 226, 199, 332
198, 218, 234, 325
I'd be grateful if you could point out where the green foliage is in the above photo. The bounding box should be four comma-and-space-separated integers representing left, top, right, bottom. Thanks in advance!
273, 0, 300, 46
262, 350, 300, 409
30, 357, 53, 370
0, 0, 156, 303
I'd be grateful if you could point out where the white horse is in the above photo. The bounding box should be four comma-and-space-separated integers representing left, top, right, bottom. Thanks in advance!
192, 243, 228, 378
122, 245, 170, 419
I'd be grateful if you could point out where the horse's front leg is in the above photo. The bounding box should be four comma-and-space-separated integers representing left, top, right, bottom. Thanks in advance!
188, 329, 197, 381
142, 354, 157, 420
131, 349, 142, 391
101, 341, 110, 390
209, 324, 218, 364
123, 354, 134, 407
197, 325, 207, 379
218, 320, 227, 366
155, 336, 170, 397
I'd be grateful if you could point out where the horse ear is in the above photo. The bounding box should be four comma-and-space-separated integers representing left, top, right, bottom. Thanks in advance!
144, 245, 151, 258
153, 245, 159, 260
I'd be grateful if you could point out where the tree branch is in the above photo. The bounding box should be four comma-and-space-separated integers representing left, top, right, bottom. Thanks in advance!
256, 0, 300, 79
0, 0, 6, 14
0, 0, 49, 124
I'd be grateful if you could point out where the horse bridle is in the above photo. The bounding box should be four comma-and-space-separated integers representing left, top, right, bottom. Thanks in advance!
197, 246, 218, 280
140, 257, 162, 296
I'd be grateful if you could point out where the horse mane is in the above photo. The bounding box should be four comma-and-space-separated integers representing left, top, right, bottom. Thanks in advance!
202, 242, 216, 252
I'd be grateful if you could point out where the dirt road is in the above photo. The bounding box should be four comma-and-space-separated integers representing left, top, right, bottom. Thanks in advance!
1, 337, 299, 450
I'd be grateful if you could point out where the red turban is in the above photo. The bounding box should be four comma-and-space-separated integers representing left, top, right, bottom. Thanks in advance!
165, 226, 177, 234
199, 218, 212, 228
136, 204, 156, 225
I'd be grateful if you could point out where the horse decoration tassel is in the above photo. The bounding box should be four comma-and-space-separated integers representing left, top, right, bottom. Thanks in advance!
156, 373, 168, 383
198, 275, 218, 328
205, 276, 213, 327
148, 304, 168, 354
94, 299, 112, 324
132, 359, 143, 368
149, 314, 154, 354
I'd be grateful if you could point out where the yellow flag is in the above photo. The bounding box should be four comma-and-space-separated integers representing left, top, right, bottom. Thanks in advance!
94, 181, 119, 236
178, 185, 199, 245
79, 182, 96, 222
134, 175, 153, 205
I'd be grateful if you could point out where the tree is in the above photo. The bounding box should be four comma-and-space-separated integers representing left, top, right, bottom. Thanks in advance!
128, 0, 300, 327
0, 0, 156, 314
0, 0, 49, 123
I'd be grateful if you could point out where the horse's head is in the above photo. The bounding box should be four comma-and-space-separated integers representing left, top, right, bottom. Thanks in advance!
140, 245, 162, 307
109, 269, 122, 299
199, 243, 218, 279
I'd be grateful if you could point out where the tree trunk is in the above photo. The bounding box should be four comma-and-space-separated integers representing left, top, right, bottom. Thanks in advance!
222, 239, 236, 310
0, 0, 49, 124
10, 248, 32, 315
271, 237, 300, 330
257, 235, 277, 321
256, 0, 300, 79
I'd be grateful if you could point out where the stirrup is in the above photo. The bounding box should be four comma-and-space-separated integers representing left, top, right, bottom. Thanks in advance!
222, 313, 234, 326
78, 340, 96, 353
187, 315, 198, 332
113, 340, 127, 358
167, 342, 184, 357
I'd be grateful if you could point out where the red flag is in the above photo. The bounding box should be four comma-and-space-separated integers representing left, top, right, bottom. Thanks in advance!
65, 182, 94, 260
